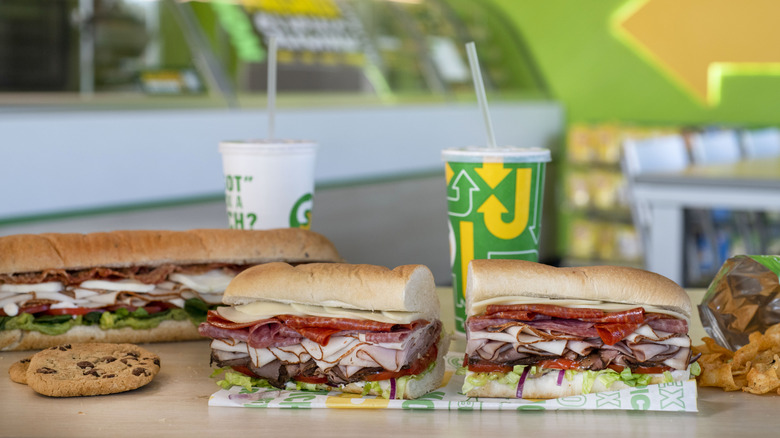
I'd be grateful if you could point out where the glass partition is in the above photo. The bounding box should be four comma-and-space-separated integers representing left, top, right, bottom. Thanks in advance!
0, 0, 549, 108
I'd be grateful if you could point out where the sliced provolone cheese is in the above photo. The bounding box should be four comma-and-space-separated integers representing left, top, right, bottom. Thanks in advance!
0, 282, 63, 294
0, 293, 33, 308
79, 279, 156, 293
3, 302, 19, 316
170, 270, 234, 293
218, 300, 424, 325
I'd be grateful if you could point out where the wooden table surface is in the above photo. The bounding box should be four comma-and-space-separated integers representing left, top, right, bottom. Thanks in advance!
1, 289, 777, 438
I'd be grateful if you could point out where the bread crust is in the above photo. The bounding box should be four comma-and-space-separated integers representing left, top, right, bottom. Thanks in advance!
223, 262, 439, 319
464, 368, 690, 399
0, 228, 342, 275
0, 320, 202, 351
466, 260, 691, 320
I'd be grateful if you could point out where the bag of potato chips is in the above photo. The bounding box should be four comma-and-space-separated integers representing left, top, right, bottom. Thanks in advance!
699, 255, 780, 350
695, 255, 780, 395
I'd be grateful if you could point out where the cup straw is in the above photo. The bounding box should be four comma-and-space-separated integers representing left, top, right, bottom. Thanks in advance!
465, 42, 497, 149
267, 36, 277, 141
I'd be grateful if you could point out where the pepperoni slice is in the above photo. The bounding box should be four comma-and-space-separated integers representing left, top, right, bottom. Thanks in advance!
483, 304, 645, 324
277, 315, 406, 332
595, 322, 642, 346
293, 326, 342, 345
485, 304, 606, 320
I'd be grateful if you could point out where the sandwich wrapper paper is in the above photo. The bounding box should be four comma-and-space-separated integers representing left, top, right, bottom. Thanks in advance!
209, 352, 698, 412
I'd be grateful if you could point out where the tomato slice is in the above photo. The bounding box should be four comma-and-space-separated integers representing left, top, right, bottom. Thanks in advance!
607, 364, 673, 374
231, 365, 261, 379
364, 343, 438, 381
633, 365, 673, 374
44, 307, 98, 316
294, 375, 328, 384
536, 358, 582, 370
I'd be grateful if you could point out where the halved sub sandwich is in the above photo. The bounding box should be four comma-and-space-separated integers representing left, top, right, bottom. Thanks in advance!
199, 262, 448, 399
462, 259, 698, 399
0, 228, 341, 350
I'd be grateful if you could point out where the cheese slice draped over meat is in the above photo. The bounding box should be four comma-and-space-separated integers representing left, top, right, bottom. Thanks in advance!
216, 301, 426, 325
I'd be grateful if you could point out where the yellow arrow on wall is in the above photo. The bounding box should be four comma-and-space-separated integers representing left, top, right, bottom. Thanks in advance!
614, 0, 780, 105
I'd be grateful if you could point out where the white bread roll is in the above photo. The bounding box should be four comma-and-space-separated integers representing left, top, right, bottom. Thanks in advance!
466, 259, 691, 321
0, 319, 201, 351
223, 262, 440, 320
0, 228, 342, 351
0, 228, 342, 275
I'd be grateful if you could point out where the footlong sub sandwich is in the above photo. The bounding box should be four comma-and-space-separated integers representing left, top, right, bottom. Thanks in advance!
0, 229, 341, 351
462, 259, 699, 399
199, 262, 448, 399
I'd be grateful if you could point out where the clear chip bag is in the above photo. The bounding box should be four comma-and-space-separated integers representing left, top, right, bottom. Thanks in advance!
699, 255, 780, 350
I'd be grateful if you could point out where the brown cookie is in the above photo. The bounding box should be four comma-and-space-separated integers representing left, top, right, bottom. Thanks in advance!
9, 356, 32, 384
25, 343, 160, 397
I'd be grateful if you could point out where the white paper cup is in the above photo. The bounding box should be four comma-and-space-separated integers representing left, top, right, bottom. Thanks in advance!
218, 140, 317, 230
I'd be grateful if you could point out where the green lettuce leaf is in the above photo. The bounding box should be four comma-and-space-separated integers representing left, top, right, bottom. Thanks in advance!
1, 298, 212, 336
99, 308, 189, 330
2, 312, 83, 336
464, 366, 661, 394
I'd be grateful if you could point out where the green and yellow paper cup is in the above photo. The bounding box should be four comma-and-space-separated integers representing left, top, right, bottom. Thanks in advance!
442, 146, 551, 334
219, 140, 317, 230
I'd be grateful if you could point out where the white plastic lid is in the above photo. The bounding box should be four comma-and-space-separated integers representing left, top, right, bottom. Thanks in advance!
442, 146, 551, 163
219, 140, 317, 155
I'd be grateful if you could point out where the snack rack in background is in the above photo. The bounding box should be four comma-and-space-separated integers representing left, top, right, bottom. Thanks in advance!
559, 122, 780, 287
560, 123, 676, 268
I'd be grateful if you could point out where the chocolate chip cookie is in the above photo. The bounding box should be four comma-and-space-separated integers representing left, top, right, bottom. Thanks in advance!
8, 356, 32, 384
25, 343, 160, 397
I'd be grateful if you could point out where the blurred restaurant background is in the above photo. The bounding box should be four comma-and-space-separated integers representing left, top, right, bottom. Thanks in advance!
2, 0, 780, 288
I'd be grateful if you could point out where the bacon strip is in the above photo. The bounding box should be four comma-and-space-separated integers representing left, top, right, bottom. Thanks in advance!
1, 263, 245, 286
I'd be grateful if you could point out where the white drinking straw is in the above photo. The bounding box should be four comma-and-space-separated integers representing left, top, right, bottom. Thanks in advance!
267, 36, 277, 141
465, 42, 497, 149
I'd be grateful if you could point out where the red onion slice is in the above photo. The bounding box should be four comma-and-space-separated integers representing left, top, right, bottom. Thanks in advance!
515, 367, 530, 398
557, 370, 565, 386
228, 392, 263, 402
228, 390, 282, 402
390, 378, 397, 399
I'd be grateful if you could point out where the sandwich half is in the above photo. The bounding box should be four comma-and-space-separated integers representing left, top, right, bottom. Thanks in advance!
199, 262, 447, 399
0, 228, 341, 350
462, 259, 698, 399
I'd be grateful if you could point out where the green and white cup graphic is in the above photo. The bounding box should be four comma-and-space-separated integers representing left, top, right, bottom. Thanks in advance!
219, 140, 317, 230
442, 147, 551, 334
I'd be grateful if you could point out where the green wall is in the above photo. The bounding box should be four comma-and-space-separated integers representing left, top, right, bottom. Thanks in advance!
491, 0, 780, 126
